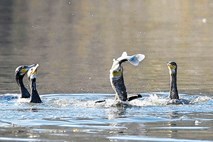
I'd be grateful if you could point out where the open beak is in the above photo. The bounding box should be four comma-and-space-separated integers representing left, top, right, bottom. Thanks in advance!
27, 64, 39, 79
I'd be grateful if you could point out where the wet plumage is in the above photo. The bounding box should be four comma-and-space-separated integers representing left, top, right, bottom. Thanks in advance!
167, 61, 190, 104
15, 64, 37, 98
110, 52, 145, 103
27, 64, 42, 103
15, 64, 42, 103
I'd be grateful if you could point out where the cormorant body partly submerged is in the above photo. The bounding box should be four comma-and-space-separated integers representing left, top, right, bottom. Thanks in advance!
27, 64, 42, 103
167, 61, 190, 104
109, 52, 145, 104
15, 64, 37, 98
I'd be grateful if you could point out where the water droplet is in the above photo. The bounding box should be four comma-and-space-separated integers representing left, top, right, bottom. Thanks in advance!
202, 18, 207, 23
195, 120, 201, 125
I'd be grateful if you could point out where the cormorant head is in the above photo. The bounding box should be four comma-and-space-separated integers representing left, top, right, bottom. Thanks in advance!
15, 64, 37, 83
27, 64, 39, 80
167, 61, 177, 75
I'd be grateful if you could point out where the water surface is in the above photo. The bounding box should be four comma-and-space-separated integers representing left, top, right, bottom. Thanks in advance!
0, 93, 212, 141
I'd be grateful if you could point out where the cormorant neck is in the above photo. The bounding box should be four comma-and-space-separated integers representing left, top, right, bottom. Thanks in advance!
16, 75, 30, 98
117, 73, 127, 101
30, 78, 42, 103
170, 71, 179, 99
16, 75, 22, 86
111, 69, 127, 102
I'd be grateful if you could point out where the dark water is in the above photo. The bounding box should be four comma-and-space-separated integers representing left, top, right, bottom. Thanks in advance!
0, 0, 213, 141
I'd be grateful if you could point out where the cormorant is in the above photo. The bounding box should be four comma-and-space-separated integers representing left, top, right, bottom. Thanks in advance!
167, 61, 189, 104
110, 52, 145, 103
27, 64, 42, 103
15, 64, 37, 98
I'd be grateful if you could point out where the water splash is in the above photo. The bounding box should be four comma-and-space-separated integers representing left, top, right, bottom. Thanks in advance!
0, 93, 212, 141
0, 93, 212, 108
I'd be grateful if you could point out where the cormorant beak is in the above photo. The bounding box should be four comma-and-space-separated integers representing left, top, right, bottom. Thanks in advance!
27, 64, 39, 80
15, 64, 37, 76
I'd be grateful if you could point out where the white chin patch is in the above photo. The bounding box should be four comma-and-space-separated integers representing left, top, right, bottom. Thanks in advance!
30, 74, 37, 79
110, 60, 120, 71
169, 69, 175, 74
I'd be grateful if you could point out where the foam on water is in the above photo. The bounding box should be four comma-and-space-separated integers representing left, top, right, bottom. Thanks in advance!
108, 135, 212, 142
191, 96, 212, 104
0, 93, 212, 141
0, 93, 212, 108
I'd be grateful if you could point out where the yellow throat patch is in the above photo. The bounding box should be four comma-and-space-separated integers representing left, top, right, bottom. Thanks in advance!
112, 71, 122, 77
168, 64, 176, 70
21, 68, 27, 75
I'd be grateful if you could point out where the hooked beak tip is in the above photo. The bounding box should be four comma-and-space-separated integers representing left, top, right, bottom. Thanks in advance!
35, 64, 39, 68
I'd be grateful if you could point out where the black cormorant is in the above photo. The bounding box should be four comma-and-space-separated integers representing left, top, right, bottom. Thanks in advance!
110, 52, 145, 103
27, 64, 42, 103
15, 64, 37, 98
167, 61, 189, 104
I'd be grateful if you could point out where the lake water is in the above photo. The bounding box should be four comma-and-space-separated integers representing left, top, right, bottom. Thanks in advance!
0, 0, 213, 141
0, 93, 212, 142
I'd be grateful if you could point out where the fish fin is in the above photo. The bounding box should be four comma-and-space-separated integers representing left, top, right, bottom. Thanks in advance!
117, 52, 128, 62
121, 52, 128, 57
128, 54, 145, 66
116, 52, 145, 66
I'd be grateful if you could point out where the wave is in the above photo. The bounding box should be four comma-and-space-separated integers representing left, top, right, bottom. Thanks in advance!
0, 93, 212, 108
